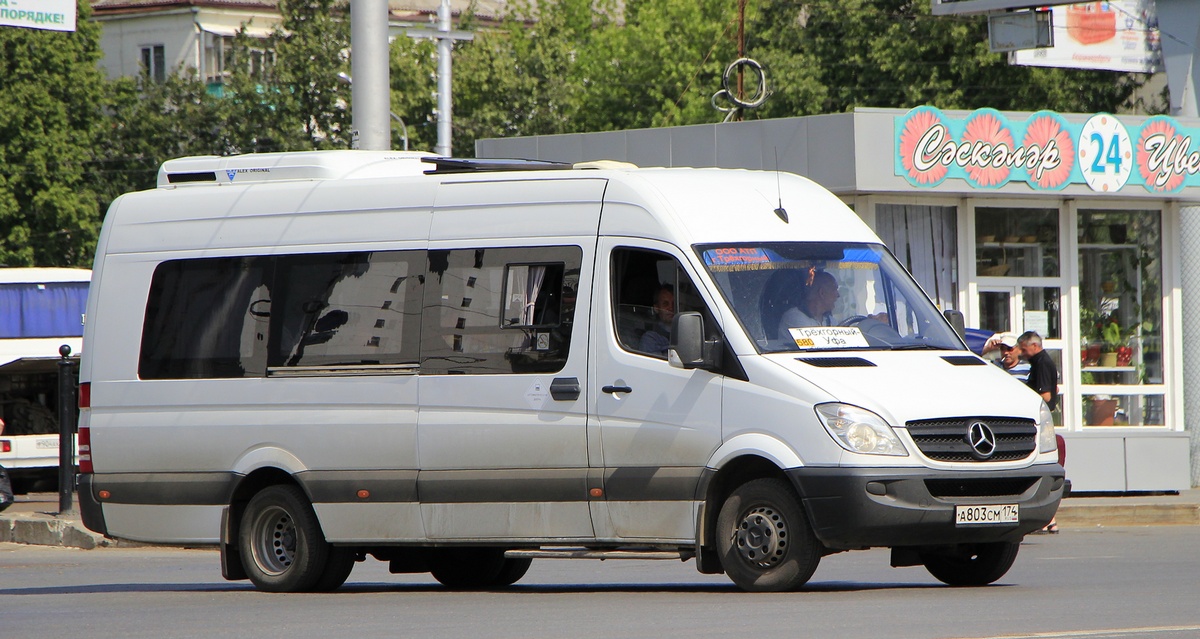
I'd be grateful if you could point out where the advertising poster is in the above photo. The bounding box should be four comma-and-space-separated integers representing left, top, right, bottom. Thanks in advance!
1012, 1, 1160, 73
0, 0, 77, 32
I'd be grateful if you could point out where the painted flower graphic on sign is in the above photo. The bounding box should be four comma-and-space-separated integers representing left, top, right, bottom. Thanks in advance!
1138, 117, 1187, 193
963, 111, 1013, 187
1022, 113, 1074, 190
898, 108, 948, 185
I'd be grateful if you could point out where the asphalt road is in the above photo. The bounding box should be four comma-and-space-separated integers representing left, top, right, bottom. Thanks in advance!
3, 526, 1199, 639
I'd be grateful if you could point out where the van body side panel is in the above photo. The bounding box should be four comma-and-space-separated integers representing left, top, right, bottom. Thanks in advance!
590, 237, 723, 542
417, 180, 604, 540
86, 177, 436, 544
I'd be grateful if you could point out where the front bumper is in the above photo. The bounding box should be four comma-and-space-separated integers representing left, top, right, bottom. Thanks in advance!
787, 464, 1066, 550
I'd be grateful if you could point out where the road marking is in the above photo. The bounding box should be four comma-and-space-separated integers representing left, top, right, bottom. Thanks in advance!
947, 627, 1200, 639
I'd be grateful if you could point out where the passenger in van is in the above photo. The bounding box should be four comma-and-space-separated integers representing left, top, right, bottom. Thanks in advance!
778, 270, 839, 336
639, 285, 675, 356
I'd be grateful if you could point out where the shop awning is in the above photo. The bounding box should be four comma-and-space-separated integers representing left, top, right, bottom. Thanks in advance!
196, 21, 278, 39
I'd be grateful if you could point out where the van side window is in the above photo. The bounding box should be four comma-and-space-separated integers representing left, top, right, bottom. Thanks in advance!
268, 251, 423, 370
139, 257, 273, 379
611, 247, 714, 359
422, 246, 581, 375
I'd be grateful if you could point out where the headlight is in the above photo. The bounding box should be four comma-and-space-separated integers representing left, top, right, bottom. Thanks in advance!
815, 403, 908, 456
1038, 401, 1058, 454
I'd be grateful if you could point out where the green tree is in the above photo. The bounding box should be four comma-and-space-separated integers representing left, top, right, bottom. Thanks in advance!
221, 0, 352, 152
747, 0, 1153, 117
0, 6, 108, 267
573, 0, 739, 131
97, 72, 230, 202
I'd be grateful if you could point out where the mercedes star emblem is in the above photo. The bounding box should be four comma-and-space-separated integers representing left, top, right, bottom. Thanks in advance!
968, 421, 997, 459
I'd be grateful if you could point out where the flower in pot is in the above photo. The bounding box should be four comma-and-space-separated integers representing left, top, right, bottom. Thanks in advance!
1100, 320, 1123, 367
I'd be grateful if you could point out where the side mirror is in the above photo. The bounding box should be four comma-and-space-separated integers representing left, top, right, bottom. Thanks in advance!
943, 309, 966, 340
669, 312, 720, 370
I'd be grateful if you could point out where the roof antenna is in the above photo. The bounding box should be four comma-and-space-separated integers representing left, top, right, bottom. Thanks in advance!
773, 147, 788, 223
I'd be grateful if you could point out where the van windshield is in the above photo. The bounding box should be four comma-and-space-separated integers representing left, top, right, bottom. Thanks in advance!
698, 242, 965, 353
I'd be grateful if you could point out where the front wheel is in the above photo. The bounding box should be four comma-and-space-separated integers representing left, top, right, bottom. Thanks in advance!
922, 541, 1020, 586
238, 484, 333, 593
716, 478, 821, 592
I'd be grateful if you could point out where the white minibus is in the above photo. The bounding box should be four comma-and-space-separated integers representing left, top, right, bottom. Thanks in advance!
78, 151, 1065, 592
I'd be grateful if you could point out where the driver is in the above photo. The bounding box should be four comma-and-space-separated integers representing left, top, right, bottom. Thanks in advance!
778, 270, 839, 335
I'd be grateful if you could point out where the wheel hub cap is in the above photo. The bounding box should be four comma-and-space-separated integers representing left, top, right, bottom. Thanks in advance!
734, 505, 788, 568
253, 506, 297, 575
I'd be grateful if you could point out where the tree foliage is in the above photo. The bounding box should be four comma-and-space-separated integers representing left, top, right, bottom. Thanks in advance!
746, 0, 1149, 117
0, 0, 1164, 267
0, 4, 107, 267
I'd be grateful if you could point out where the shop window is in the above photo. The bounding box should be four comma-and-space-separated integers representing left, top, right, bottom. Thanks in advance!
975, 207, 1059, 277
1081, 393, 1165, 427
1078, 210, 1164, 406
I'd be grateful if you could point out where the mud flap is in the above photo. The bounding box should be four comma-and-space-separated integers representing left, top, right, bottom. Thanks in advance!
220, 506, 248, 581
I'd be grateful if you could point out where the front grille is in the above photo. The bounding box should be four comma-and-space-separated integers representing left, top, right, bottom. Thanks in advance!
906, 417, 1037, 462
925, 477, 1039, 498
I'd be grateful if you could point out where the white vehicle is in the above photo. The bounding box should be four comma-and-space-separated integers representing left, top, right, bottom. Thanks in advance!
0, 267, 88, 492
78, 151, 1065, 593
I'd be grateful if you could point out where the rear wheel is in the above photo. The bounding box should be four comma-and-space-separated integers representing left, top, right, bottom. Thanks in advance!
493, 556, 533, 587
312, 546, 357, 592
431, 548, 530, 589
716, 478, 821, 592
922, 541, 1020, 586
238, 484, 332, 593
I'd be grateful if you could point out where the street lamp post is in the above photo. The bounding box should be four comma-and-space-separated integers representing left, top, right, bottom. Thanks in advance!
337, 72, 409, 151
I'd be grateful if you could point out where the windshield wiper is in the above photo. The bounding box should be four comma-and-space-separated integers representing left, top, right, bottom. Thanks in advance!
888, 343, 946, 351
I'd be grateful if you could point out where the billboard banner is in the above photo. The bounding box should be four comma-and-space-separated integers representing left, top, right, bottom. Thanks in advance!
894, 106, 1200, 194
0, 0, 77, 32
1012, 1, 1160, 73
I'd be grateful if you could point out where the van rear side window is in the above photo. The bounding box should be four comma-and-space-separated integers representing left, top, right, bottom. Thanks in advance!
139, 257, 272, 379
138, 246, 580, 379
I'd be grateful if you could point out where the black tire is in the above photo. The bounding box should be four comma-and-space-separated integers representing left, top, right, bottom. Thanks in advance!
311, 546, 356, 592
493, 557, 533, 587
238, 484, 332, 593
922, 541, 1020, 586
431, 548, 527, 589
716, 478, 821, 592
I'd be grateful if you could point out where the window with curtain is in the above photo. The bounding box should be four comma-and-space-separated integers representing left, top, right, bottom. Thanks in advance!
874, 204, 959, 311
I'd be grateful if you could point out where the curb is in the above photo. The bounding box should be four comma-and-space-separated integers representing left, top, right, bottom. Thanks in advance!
0, 511, 114, 549
1055, 502, 1200, 528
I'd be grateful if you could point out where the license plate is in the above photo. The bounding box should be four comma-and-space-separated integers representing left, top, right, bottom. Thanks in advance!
35, 438, 59, 450
955, 504, 1019, 526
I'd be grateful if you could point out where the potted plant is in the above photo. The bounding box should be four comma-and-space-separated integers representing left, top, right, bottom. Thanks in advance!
1099, 320, 1122, 367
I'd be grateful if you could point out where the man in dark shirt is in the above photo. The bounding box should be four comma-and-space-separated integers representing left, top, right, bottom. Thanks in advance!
1018, 331, 1058, 410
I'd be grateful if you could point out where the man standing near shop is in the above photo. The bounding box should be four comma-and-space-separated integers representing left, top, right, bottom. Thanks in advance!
1018, 331, 1058, 410
1018, 331, 1062, 534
